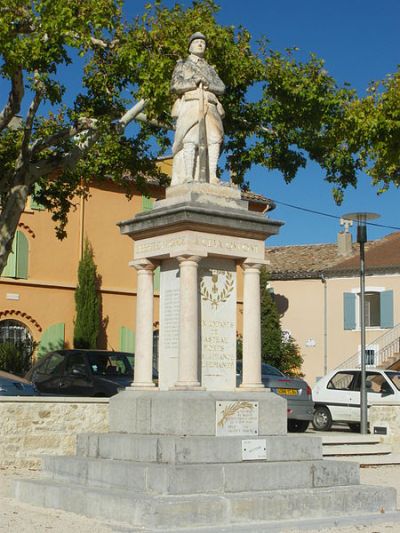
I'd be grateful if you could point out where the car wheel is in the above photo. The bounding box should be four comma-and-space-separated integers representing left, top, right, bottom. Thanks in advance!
312, 406, 332, 431
348, 423, 361, 432
288, 419, 309, 433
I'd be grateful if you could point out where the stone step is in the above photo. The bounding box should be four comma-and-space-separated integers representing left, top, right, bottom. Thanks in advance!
15, 478, 396, 530
323, 443, 392, 456
42, 455, 359, 495
77, 432, 323, 464
326, 453, 400, 465
320, 434, 381, 445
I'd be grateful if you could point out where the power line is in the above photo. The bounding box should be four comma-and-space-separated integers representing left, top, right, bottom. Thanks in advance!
272, 199, 400, 231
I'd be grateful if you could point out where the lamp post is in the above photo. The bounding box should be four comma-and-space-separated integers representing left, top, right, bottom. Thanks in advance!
342, 212, 380, 434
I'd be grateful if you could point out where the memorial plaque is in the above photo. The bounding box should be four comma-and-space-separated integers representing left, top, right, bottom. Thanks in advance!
158, 258, 180, 390
216, 400, 259, 436
200, 258, 237, 390
242, 439, 267, 461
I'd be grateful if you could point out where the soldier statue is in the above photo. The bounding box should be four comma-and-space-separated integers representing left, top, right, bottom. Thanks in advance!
170, 32, 225, 185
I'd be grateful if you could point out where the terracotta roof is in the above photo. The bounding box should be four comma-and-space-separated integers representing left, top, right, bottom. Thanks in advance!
266, 243, 358, 279
327, 232, 400, 275
266, 232, 400, 279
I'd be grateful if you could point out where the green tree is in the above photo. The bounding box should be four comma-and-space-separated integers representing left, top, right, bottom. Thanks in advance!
1, 0, 399, 272
260, 267, 303, 376
74, 240, 100, 349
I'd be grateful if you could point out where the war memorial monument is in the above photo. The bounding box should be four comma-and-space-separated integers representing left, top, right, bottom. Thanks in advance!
14, 32, 397, 531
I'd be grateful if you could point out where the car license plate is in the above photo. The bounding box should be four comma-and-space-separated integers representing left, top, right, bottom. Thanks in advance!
277, 388, 297, 395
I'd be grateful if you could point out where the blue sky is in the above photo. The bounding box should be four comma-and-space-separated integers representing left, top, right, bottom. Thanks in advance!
132, 0, 400, 246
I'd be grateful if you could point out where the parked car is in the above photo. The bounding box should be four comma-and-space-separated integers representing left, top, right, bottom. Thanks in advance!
25, 349, 151, 397
0, 370, 38, 396
312, 368, 400, 431
237, 362, 314, 432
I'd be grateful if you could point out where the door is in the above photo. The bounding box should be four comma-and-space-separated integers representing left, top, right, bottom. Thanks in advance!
347, 371, 388, 421
32, 352, 65, 394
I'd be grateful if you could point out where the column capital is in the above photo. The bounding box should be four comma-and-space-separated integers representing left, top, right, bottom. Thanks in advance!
129, 258, 157, 271
176, 255, 203, 264
242, 258, 268, 271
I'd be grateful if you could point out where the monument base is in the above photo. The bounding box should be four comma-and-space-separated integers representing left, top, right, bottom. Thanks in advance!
14, 391, 397, 530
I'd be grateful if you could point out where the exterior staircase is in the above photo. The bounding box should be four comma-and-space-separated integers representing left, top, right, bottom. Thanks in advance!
309, 431, 400, 466
336, 323, 400, 370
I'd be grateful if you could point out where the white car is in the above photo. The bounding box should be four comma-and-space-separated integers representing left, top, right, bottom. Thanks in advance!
312, 368, 400, 431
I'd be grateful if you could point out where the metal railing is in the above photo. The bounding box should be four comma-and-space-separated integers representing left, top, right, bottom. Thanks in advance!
336, 323, 400, 370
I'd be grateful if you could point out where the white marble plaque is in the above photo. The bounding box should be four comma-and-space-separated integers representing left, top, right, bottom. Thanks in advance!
242, 439, 267, 461
158, 258, 180, 390
200, 258, 237, 390
216, 401, 259, 436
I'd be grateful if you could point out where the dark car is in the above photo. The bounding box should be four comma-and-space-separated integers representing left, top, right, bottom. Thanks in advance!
237, 362, 314, 432
0, 370, 39, 396
26, 349, 138, 397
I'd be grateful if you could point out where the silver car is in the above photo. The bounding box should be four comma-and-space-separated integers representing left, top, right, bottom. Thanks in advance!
237, 362, 314, 432
0, 370, 38, 396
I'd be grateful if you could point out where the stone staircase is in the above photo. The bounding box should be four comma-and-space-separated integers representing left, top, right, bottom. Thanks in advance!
317, 432, 400, 465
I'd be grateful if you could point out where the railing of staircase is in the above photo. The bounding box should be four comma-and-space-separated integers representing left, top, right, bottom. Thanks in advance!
335, 323, 400, 370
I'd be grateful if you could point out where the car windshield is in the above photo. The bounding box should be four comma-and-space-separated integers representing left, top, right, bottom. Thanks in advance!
385, 371, 400, 391
89, 352, 132, 377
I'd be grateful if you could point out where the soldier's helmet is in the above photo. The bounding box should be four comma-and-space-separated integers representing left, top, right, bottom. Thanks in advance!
188, 32, 206, 48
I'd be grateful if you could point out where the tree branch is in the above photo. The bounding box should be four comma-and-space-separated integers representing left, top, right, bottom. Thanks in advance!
118, 99, 147, 128
0, 67, 24, 131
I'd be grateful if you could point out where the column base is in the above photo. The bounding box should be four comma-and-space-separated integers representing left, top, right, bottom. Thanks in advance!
238, 383, 265, 391
128, 382, 157, 390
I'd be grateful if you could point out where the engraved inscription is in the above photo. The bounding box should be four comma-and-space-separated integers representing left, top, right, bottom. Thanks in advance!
216, 401, 259, 436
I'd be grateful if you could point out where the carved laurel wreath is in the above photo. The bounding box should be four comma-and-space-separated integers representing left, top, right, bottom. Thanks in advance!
217, 401, 254, 428
200, 270, 234, 309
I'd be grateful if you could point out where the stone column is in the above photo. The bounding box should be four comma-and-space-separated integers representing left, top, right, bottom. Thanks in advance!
130, 259, 156, 389
240, 261, 264, 390
174, 255, 202, 389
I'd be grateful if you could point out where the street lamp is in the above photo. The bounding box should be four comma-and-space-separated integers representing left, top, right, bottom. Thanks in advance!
342, 212, 380, 434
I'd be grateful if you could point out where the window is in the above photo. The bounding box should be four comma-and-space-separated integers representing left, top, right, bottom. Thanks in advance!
327, 371, 358, 391
41, 352, 64, 376
1, 231, 28, 279
344, 290, 394, 330
0, 319, 33, 359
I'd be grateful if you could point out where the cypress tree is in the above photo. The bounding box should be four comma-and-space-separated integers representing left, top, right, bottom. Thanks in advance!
74, 239, 100, 349
260, 267, 303, 376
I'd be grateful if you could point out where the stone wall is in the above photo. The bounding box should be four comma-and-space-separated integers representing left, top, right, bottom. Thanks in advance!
369, 404, 400, 451
0, 397, 109, 469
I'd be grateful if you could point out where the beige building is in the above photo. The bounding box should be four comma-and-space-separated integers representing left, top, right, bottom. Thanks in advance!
0, 165, 273, 363
267, 231, 400, 385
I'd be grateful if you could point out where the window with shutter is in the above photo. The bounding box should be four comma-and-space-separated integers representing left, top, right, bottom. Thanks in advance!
343, 292, 356, 330
119, 326, 135, 353
37, 323, 65, 359
1, 231, 28, 279
141, 195, 154, 211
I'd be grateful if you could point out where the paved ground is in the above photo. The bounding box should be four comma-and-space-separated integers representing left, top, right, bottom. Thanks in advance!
1, 463, 400, 532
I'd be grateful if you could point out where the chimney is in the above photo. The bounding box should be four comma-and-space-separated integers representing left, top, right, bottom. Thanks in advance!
337, 218, 353, 256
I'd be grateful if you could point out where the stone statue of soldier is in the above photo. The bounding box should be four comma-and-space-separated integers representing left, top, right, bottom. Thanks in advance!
170, 32, 225, 185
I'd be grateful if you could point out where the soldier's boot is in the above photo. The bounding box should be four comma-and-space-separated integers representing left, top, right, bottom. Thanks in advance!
208, 143, 220, 184
183, 142, 196, 182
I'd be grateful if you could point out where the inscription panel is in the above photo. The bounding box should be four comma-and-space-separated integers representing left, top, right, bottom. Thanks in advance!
242, 439, 267, 461
200, 258, 236, 391
216, 401, 259, 437
158, 259, 180, 390
135, 230, 264, 260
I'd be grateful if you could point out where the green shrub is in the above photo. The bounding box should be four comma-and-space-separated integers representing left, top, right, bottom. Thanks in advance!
0, 341, 33, 375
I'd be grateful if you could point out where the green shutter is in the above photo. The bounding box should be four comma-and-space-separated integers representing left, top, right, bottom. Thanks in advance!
142, 195, 154, 211
30, 183, 45, 211
1, 230, 28, 279
119, 326, 135, 353
380, 290, 394, 328
344, 292, 356, 330
1, 237, 17, 277
154, 266, 160, 292
37, 323, 65, 359
15, 231, 28, 279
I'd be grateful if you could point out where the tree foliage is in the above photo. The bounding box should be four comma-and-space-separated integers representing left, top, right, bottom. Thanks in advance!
1, 0, 399, 272
260, 267, 303, 376
74, 239, 100, 349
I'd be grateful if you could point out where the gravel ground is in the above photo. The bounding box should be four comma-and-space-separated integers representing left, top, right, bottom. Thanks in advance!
1, 465, 400, 532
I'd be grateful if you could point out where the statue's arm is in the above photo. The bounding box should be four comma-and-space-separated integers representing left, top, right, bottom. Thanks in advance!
171, 62, 198, 94
207, 76, 225, 96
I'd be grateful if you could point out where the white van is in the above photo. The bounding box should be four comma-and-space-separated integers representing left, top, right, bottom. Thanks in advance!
312, 368, 400, 431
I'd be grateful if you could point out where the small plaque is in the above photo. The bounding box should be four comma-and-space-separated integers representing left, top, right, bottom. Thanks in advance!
216, 400, 259, 436
373, 426, 388, 435
242, 439, 267, 461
